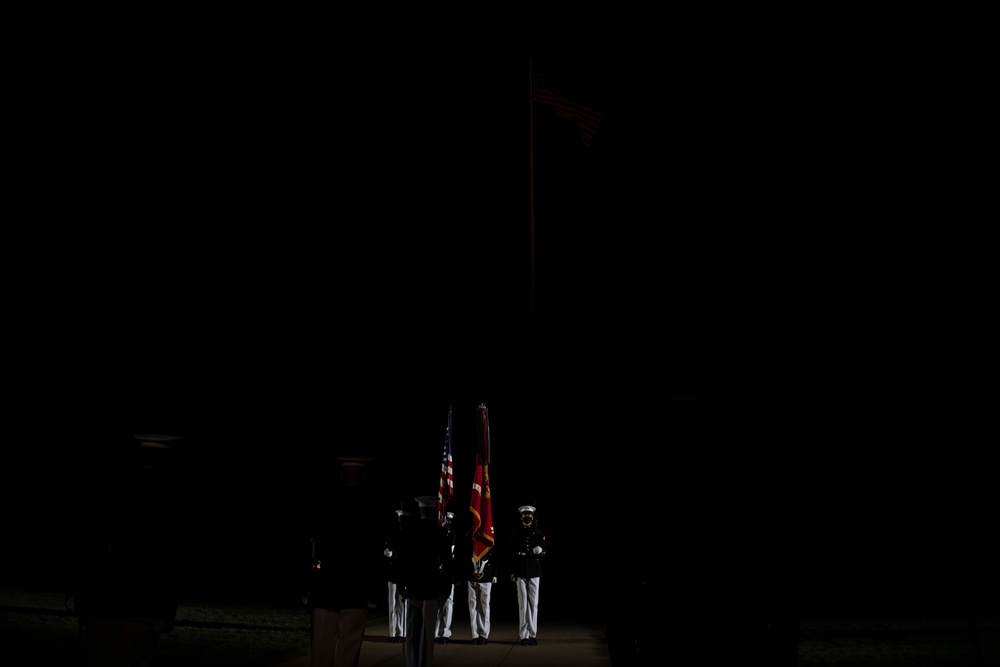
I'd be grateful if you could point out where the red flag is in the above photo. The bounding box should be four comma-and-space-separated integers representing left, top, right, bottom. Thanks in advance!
532, 69, 604, 147
437, 404, 454, 526
470, 463, 494, 562
470, 403, 494, 562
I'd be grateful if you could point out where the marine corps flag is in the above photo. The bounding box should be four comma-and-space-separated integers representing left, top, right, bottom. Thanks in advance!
470, 403, 494, 562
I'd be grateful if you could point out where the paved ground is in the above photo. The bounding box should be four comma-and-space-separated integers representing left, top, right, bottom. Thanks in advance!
272, 617, 614, 667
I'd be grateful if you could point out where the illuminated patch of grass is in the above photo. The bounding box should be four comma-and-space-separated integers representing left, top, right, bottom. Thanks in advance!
798, 614, 1000, 667
0, 587, 386, 667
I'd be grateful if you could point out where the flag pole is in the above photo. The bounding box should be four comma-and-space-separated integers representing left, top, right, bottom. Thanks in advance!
529, 56, 537, 362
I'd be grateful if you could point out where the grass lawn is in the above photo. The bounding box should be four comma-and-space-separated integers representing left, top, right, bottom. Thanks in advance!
797, 613, 1000, 666
3, 587, 998, 666
0, 587, 388, 667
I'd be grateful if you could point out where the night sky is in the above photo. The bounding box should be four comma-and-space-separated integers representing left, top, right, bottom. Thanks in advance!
8, 17, 995, 621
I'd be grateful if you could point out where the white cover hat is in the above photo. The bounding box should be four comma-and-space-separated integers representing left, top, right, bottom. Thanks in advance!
337, 456, 372, 468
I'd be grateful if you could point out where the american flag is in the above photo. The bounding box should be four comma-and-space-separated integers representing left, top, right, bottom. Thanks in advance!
470, 403, 494, 562
532, 67, 604, 148
437, 404, 454, 526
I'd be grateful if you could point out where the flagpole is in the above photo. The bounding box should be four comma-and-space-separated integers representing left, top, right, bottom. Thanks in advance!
529, 56, 537, 362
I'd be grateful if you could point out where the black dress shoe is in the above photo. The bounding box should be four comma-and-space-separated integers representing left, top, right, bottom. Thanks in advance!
440, 638, 450, 644
529, 637, 538, 645
480, 638, 488, 645
519, 638, 529, 646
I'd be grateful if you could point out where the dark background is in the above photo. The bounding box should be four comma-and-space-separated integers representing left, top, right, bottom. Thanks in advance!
6, 11, 995, 625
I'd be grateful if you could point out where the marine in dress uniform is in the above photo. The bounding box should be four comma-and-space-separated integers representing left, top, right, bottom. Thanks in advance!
399, 495, 455, 667
75, 435, 183, 667
461, 525, 498, 644
509, 504, 546, 646
305, 458, 383, 667
384, 502, 413, 643
433, 512, 457, 644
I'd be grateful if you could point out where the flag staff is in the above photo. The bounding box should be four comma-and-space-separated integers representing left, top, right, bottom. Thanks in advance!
528, 55, 604, 364
528, 56, 538, 361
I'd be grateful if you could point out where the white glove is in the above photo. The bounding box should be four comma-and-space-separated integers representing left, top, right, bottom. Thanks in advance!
511, 574, 516, 582
491, 577, 497, 584
532, 546, 542, 555
384, 549, 393, 558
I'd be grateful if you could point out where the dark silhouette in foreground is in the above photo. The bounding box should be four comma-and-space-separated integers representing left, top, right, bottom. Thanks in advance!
72, 434, 183, 667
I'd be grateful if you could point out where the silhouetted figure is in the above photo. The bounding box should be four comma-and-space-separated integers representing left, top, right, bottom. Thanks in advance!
398, 495, 455, 667
73, 434, 183, 667
304, 457, 383, 667
432, 511, 457, 644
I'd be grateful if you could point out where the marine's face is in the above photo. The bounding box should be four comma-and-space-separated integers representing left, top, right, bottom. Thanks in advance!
340, 466, 366, 487
521, 511, 534, 527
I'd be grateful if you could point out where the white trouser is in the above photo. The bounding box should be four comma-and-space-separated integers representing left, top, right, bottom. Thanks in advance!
434, 584, 454, 638
514, 576, 540, 640
467, 580, 493, 639
387, 581, 406, 638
